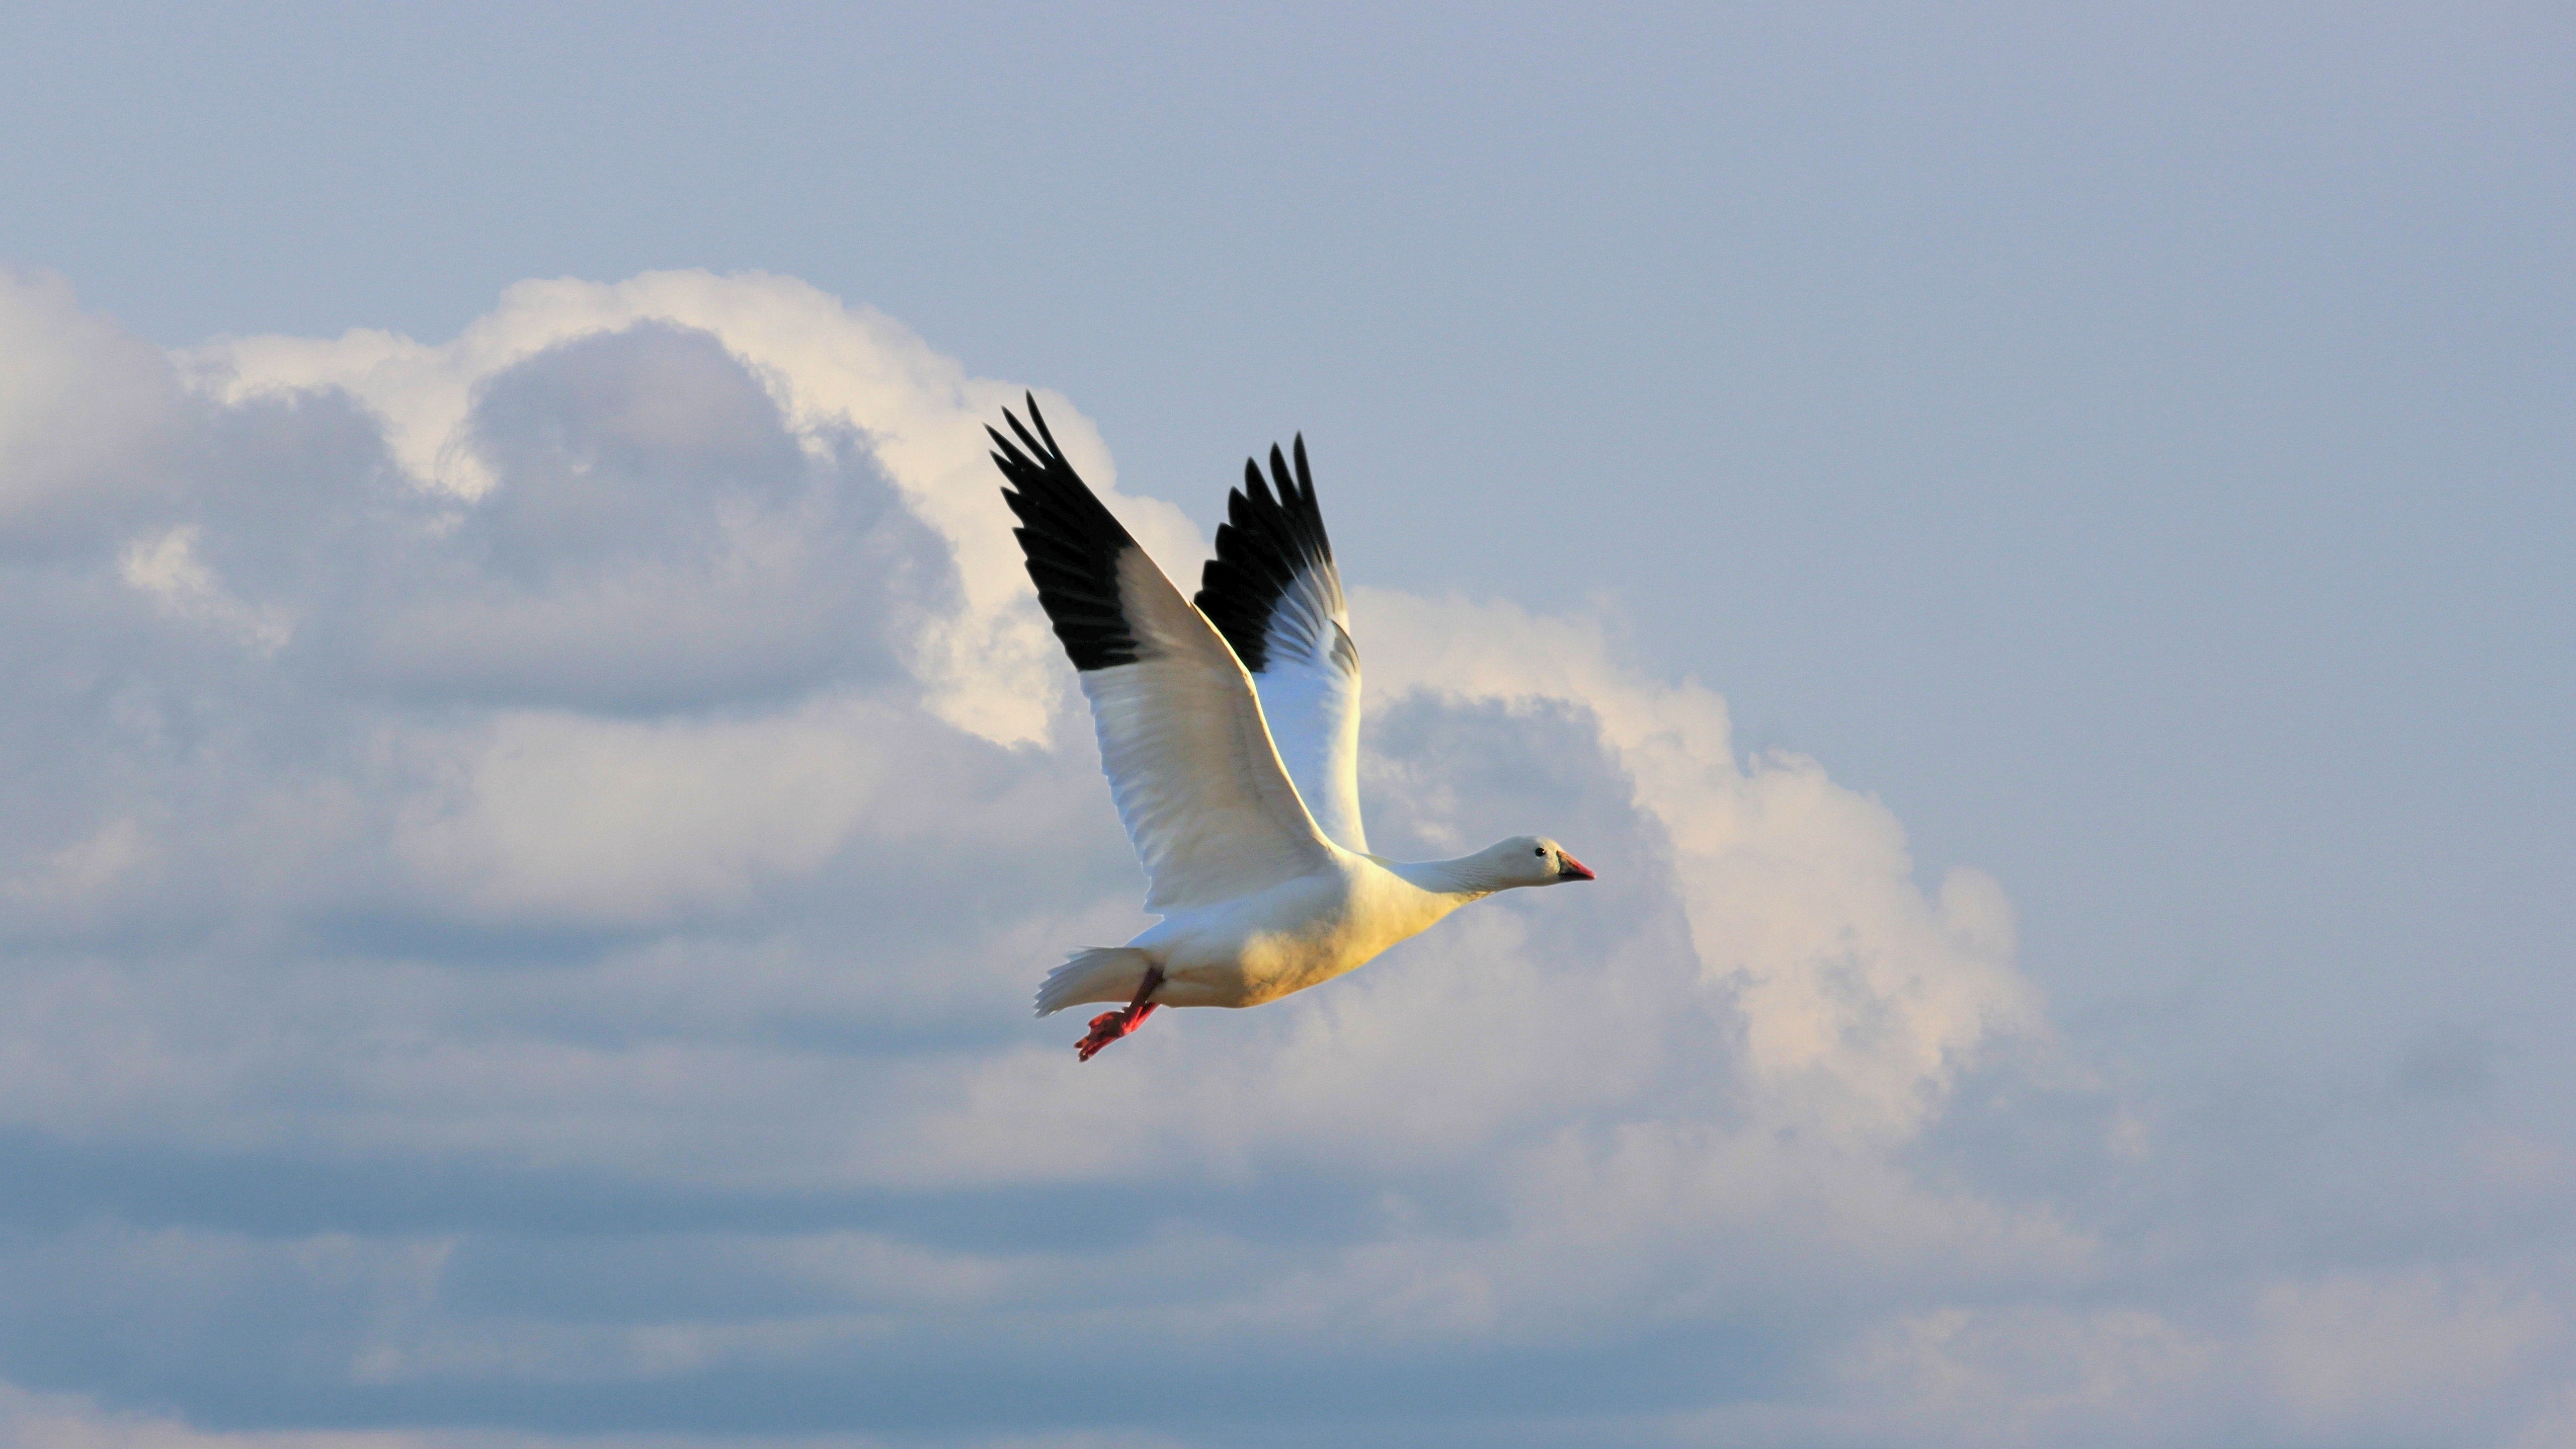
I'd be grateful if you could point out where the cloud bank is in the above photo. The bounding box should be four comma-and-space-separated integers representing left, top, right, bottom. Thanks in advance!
0, 269, 2567, 1447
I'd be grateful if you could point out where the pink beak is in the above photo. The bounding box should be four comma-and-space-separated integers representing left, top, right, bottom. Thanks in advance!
1558, 853, 1596, 881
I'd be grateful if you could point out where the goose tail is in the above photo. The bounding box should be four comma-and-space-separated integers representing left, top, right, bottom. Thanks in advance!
1035, 947, 1157, 1017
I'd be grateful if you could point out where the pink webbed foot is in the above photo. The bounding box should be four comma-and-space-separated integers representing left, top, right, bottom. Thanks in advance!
1075, 968, 1164, 1062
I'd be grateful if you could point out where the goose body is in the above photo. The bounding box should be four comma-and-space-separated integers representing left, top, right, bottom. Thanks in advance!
1089, 851, 1507, 1011
990, 399, 1592, 1059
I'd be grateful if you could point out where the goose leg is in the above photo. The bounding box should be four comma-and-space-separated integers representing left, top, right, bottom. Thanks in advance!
1076, 966, 1164, 1062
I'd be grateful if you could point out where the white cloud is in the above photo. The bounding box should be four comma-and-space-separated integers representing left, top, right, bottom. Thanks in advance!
1823, 1304, 2229, 1448
389, 701, 914, 927
120, 526, 294, 653
0, 271, 184, 543
178, 271, 1203, 746
0, 1380, 975, 1449
2258, 1268, 2564, 1439
0, 266, 2568, 1447
1355, 589, 2041, 1142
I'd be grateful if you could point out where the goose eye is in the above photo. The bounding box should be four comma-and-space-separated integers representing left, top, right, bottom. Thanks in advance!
1533, 847, 1545, 857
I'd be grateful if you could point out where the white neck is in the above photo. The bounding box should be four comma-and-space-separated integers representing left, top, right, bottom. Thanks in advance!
1385, 853, 1502, 902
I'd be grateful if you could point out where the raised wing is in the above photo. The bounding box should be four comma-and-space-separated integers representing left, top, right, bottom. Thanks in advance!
991, 397, 1338, 913
1192, 437, 1368, 854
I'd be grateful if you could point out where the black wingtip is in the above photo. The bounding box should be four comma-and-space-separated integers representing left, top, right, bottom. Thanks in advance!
986, 397, 1143, 672
1194, 431, 1338, 672
1023, 391, 1065, 456
986, 423, 1029, 475
1004, 412, 1044, 465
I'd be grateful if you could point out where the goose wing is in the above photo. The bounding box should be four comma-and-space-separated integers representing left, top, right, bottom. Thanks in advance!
1192, 437, 1368, 854
991, 398, 1337, 914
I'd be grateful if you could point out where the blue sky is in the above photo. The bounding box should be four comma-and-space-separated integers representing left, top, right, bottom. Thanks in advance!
0, 5, 2569, 1445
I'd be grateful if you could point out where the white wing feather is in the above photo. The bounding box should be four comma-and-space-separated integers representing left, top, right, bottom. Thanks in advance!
1192, 439, 1369, 854
994, 401, 1342, 914
1243, 565, 1366, 854
1086, 550, 1338, 913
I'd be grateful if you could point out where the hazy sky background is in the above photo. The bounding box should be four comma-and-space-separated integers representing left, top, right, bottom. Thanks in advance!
0, 4, 2569, 1446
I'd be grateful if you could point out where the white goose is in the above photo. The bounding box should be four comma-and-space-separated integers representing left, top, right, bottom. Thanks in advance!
991, 398, 1594, 1061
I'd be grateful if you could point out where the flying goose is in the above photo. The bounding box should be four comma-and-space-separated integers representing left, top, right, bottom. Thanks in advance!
991, 398, 1594, 1061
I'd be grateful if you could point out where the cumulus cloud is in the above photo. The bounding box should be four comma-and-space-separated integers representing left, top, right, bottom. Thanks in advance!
0, 273, 185, 547
0, 267, 2568, 1447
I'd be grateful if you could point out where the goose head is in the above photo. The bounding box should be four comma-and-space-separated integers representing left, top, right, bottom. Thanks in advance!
1477, 835, 1597, 889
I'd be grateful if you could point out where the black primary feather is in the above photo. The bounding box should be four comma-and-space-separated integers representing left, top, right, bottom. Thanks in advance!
991, 394, 1144, 672
1194, 435, 1337, 674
